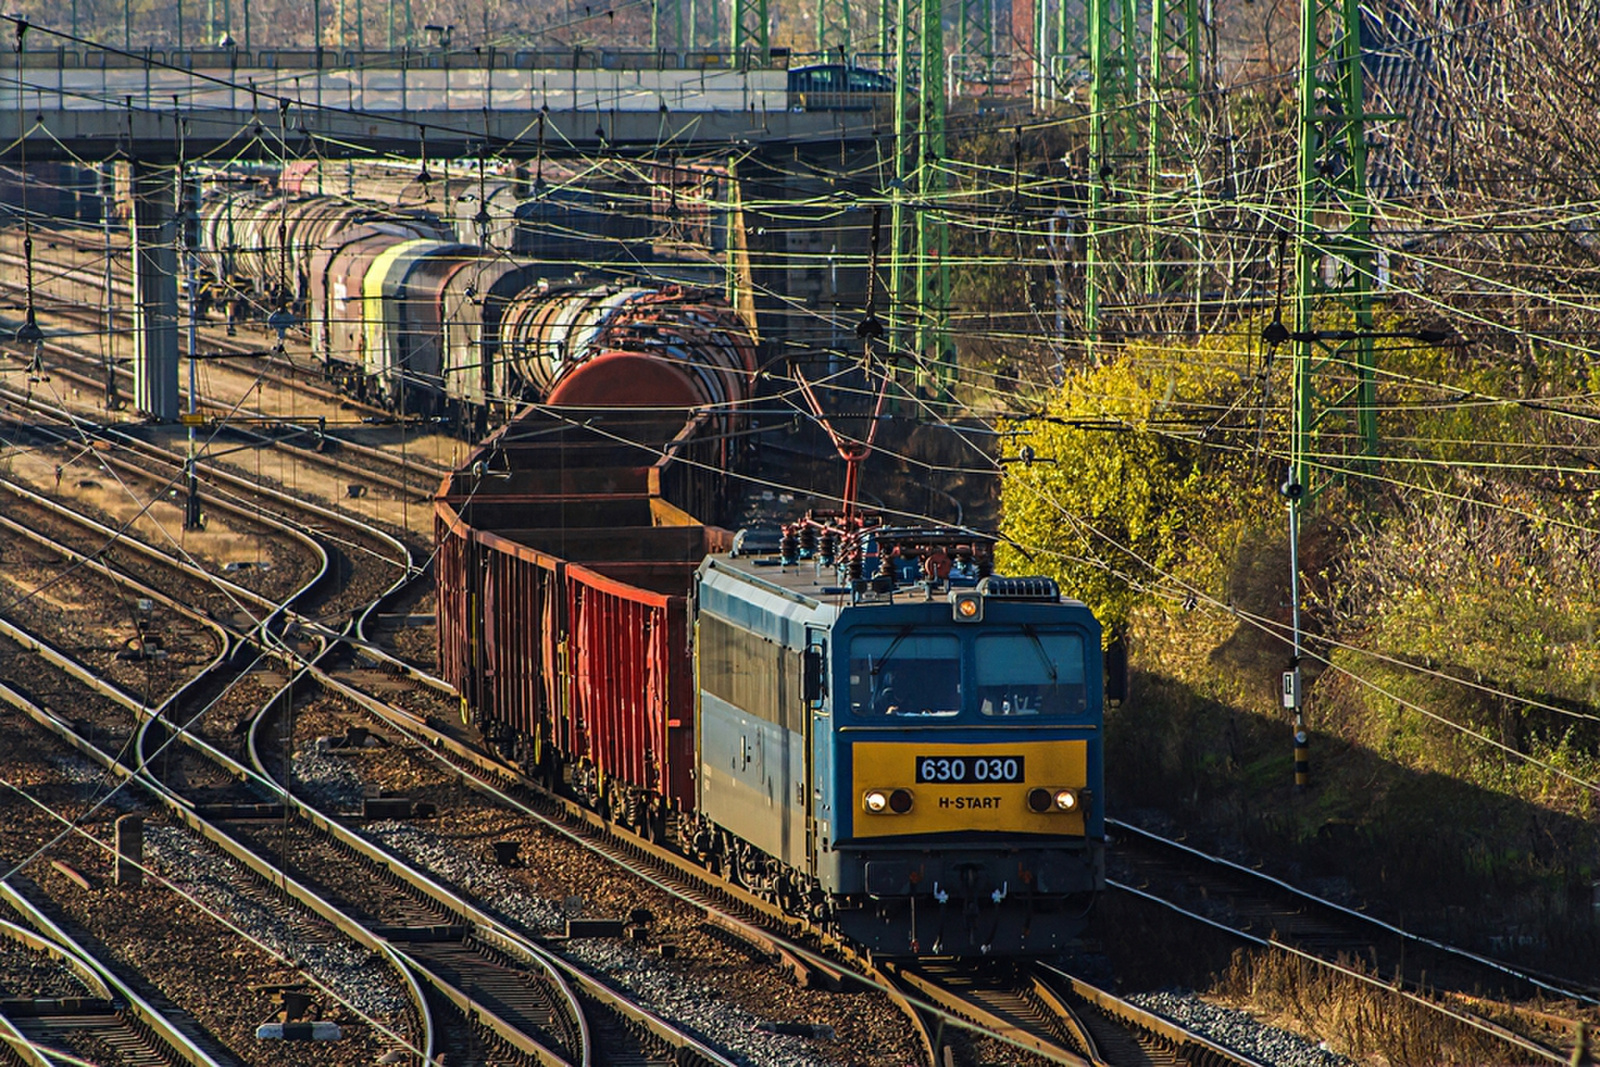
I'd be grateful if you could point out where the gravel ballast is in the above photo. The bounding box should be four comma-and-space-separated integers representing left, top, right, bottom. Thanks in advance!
1129, 991, 1352, 1067
143, 823, 412, 1027
364, 820, 844, 1067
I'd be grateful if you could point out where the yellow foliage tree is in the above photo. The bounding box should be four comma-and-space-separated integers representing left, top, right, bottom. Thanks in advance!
998, 331, 1281, 640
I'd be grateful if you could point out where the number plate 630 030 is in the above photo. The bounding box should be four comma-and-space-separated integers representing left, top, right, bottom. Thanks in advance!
915, 755, 1025, 783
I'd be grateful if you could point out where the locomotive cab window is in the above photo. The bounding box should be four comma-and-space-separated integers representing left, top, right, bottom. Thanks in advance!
975, 630, 1088, 717
849, 632, 960, 718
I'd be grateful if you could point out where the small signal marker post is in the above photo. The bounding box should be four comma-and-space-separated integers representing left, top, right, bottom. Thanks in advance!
1282, 475, 1308, 791
1284, 665, 1308, 790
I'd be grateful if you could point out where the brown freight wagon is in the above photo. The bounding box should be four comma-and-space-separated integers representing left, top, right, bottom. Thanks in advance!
435, 409, 731, 833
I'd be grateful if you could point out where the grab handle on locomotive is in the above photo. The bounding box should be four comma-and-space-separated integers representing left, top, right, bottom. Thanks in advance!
802, 643, 825, 705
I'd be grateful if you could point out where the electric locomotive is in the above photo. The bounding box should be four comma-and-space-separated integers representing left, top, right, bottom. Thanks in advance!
691, 519, 1105, 957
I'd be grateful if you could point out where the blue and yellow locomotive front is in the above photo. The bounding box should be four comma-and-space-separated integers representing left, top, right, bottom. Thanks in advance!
693, 528, 1105, 958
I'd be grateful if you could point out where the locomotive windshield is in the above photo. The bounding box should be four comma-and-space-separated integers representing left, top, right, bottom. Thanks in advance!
846, 627, 1091, 719
849, 631, 961, 717
975, 630, 1088, 717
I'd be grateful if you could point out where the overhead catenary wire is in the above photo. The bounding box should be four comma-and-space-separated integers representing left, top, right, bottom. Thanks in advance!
1, 0, 1597, 829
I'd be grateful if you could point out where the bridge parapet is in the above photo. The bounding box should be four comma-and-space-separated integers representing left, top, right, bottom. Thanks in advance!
4, 48, 791, 115
0, 47, 885, 161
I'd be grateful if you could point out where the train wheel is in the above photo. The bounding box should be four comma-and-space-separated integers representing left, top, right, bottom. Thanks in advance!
638, 807, 665, 845
730, 841, 769, 895
595, 772, 612, 822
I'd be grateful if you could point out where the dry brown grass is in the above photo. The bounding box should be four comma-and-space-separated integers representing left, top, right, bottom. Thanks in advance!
1214, 948, 1520, 1066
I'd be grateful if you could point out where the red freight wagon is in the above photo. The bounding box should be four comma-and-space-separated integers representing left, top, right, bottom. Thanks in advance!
435, 410, 731, 834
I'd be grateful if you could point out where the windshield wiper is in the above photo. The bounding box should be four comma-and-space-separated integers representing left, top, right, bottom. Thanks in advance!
1022, 625, 1057, 682
869, 625, 916, 677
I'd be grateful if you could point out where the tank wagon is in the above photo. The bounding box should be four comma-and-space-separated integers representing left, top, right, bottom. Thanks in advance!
196, 192, 747, 435
197, 190, 451, 314
460, 179, 653, 258
437, 406, 1107, 958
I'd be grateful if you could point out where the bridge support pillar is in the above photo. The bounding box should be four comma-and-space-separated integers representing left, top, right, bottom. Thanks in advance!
130, 163, 179, 422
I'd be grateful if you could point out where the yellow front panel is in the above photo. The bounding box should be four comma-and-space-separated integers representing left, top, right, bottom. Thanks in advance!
850, 741, 1087, 838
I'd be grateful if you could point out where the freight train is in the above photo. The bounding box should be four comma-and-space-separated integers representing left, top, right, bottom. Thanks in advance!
194, 191, 735, 436
202, 186, 1107, 957
436, 400, 1108, 958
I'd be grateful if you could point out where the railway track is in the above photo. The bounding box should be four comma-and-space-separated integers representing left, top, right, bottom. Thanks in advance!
0, 617, 439, 1066
0, 391, 764, 1066
1110, 817, 1600, 1007
1106, 820, 1584, 1064
3, 332, 444, 503
0, 882, 229, 1067
0, 518, 422, 1064
878, 960, 1275, 1067
0, 513, 746, 1067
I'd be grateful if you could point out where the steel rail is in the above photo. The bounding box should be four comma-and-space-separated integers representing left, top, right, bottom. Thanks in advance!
0, 461, 444, 1063
877, 963, 1090, 1067
229, 627, 749, 1064
0, 474, 287, 617
239, 680, 751, 1066
0, 1008, 47, 1067
11, 471, 449, 1067
6, 330, 454, 707
0, 912, 119, 1067
0, 389, 412, 659
0, 467, 326, 729
0, 918, 113, 1002
0, 678, 437, 1065
0, 886, 233, 1067
1108, 817, 1600, 1005
1024, 974, 1102, 1065
1, 407, 740, 1067
1107, 879, 1570, 1064
236, 673, 592, 1065
0, 439, 534, 1064
1035, 963, 1275, 1067
7, 340, 432, 499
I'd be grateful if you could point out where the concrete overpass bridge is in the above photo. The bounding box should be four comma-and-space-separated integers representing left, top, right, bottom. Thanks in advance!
0, 41, 886, 162
0, 32, 893, 422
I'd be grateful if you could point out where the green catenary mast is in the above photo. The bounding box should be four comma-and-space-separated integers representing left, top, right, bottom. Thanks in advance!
883, 0, 951, 401
1144, 0, 1207, 306
1292, 0, 1376, 495
887, 0, 912, 390
958, 0, 994, 96
1084, 0, 1138, 359
817, 0, 851, 55
915, 0, 952, 399
730, 0, 767, 54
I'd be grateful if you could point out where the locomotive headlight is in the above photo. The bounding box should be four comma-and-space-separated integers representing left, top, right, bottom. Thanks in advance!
1028, 787, 1081, 814
863, 788, 913, 814
951, 591, 983, 622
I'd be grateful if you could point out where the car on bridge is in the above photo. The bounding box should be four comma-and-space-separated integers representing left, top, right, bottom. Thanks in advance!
787, 64, 895, 111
